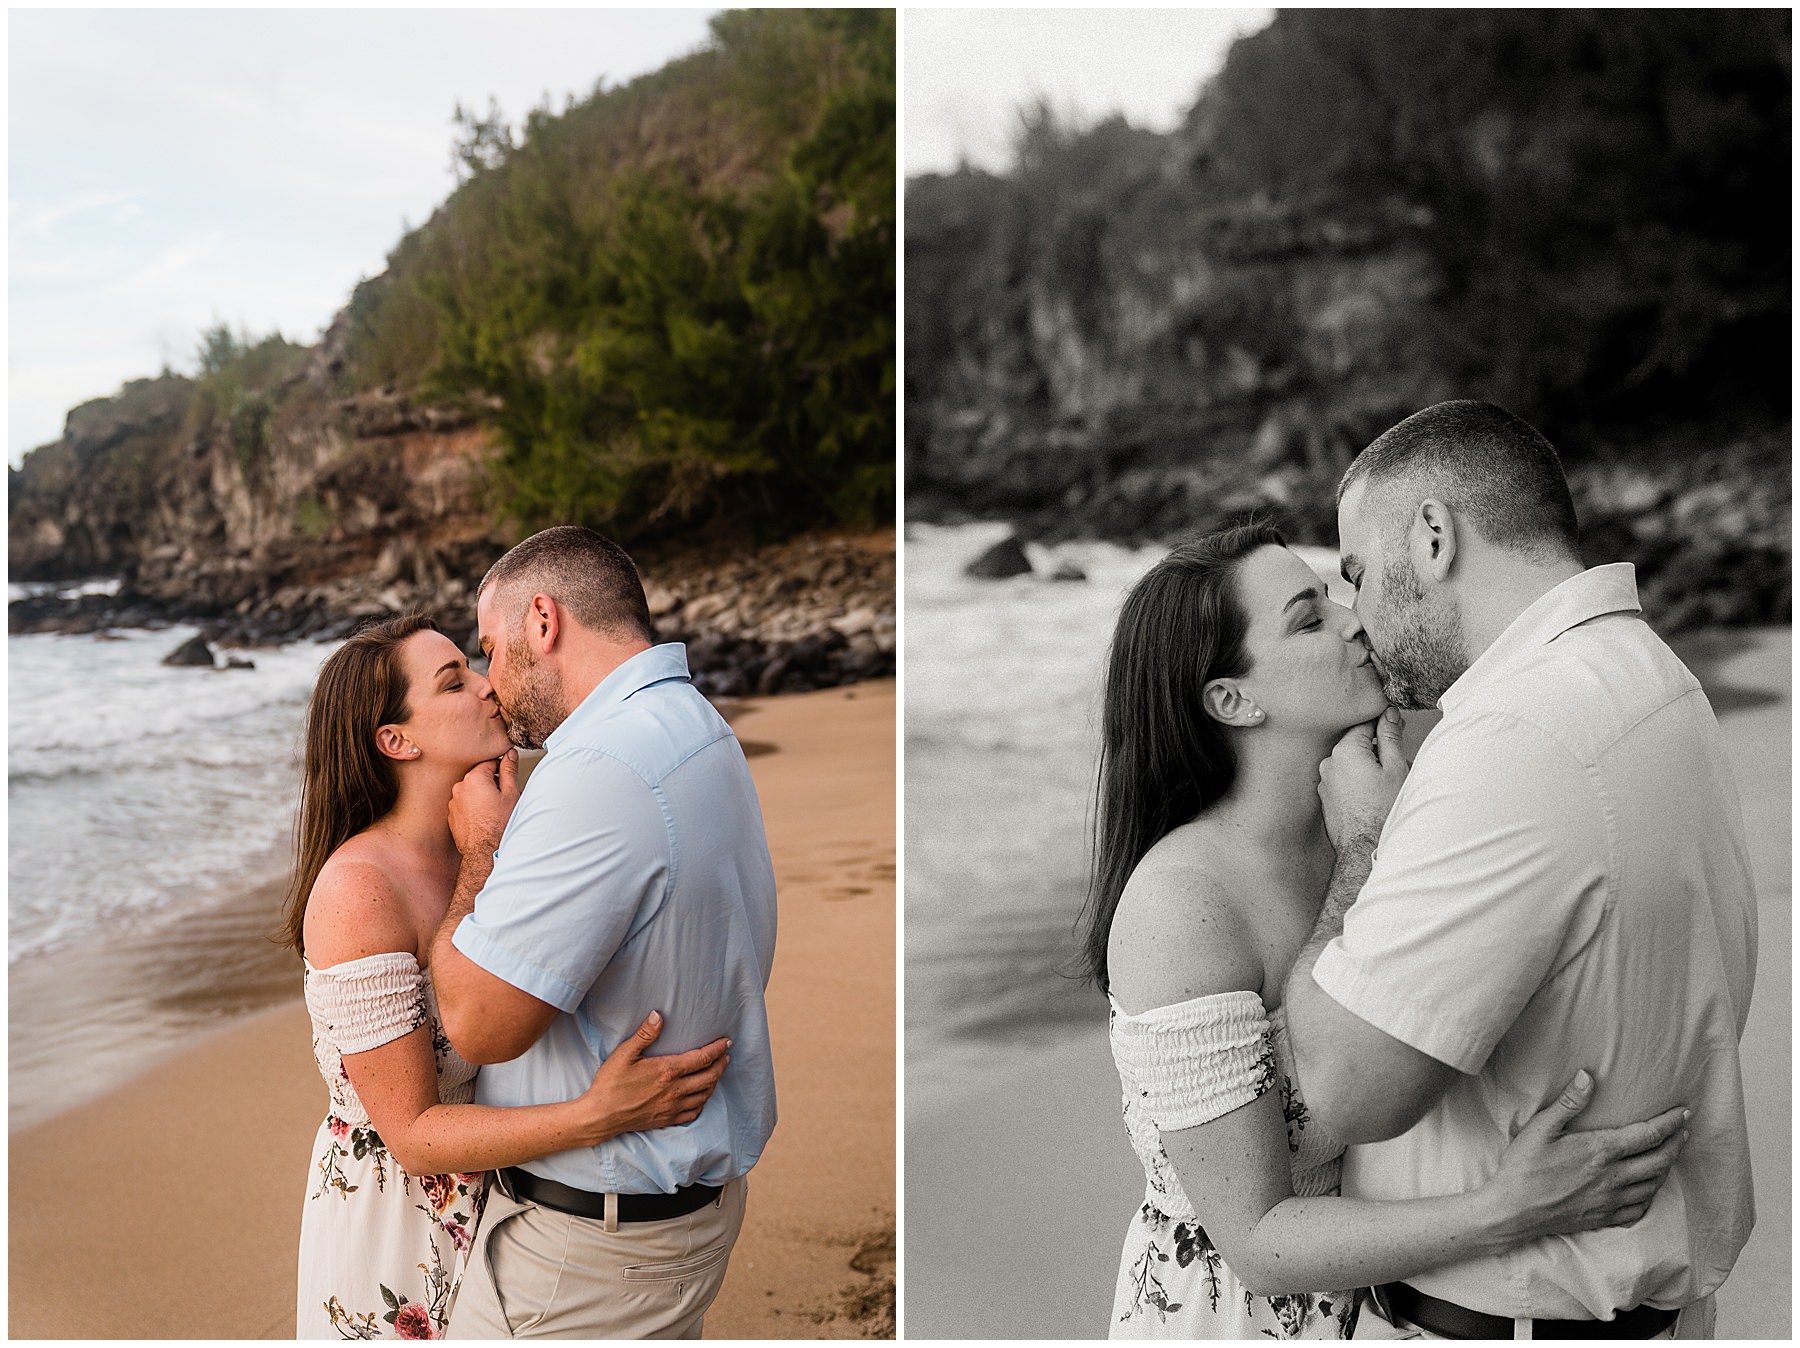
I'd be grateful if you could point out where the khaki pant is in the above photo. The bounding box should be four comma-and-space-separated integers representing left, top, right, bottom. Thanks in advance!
448, 1177, 747, 1340
1353, 1289, 1715, 1340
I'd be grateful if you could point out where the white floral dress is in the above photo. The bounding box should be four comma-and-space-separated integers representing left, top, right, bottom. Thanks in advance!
1108, 990, 1356, 1340
297, 952, 487, 1340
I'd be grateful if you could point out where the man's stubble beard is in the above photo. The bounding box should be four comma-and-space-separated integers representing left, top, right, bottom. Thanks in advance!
500, 643, 565, 751
1372, 555, 1467, 711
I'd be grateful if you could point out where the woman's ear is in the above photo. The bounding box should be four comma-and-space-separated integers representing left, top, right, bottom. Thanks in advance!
1202, 677, 1264, 728
1414, 498, 1458, 582
375, 725, 418, 762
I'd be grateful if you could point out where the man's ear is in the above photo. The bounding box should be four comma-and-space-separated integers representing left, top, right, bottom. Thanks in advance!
529, 593, 560, 653
1202, 677, 1264, 728
375, 725, 418, 761
1413, 498, 1458, 582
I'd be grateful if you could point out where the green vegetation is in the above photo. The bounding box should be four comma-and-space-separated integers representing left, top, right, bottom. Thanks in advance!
296, 496, 335, 540
343, 8, 895, 544
184, 323, 309, 474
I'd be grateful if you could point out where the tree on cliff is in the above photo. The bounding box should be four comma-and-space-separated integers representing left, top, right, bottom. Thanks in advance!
906, 8, 1788, 511
1187, 8, 1790, 423
345, 7, 895, 547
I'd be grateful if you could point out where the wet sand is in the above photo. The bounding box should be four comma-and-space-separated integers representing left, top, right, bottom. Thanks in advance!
9, 680, 896, 1339
903, 629, 1791, 1339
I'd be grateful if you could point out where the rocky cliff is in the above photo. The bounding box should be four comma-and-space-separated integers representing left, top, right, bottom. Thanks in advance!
904, 10, 1790, 630
9, 317, 895, 694
11, 8, 896, 692
10, 315, 509, 636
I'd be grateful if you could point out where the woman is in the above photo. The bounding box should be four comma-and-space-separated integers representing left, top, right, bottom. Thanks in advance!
1079, 523, 1688, 1339
282, 614, 727, 1340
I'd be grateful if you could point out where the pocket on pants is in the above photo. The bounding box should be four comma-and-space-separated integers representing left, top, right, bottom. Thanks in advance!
480, 1197, 566, 1336
619, 1239, 731, 1284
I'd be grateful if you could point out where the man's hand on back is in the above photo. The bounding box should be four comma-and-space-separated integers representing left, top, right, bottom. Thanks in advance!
450, 748, 521, 859
1319, 705, 1410, 851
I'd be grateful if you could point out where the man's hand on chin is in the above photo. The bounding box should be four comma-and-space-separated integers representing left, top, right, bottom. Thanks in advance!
1319, 705, 1410, 851
450, 748, 521, 858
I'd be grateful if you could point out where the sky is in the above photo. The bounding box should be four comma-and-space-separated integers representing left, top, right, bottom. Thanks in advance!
903, 7, 1273, 178
8, 8, 722, 465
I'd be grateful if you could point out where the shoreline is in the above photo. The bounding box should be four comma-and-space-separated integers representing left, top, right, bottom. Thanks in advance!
903, 616, 1789, 1077
10, 680, 896, 1338
9, 528, 896, 700
8, 875, 302, 1133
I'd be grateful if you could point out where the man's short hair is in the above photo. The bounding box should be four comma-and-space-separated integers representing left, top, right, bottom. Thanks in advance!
478, 526, 656, 643
1339, 400, 1581, 560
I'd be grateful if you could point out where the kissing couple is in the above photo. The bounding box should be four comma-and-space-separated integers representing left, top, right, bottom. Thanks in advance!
287, 525, 778, 1339
1087, 401, 1756, 1339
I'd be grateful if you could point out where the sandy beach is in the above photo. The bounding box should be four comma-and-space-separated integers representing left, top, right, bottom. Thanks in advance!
903, 628, 1790, 1340
9, 679, 896, 1339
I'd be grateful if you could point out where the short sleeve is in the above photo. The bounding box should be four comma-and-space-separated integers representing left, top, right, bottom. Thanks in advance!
1312, 713, 1610, 1074
452, 747, 670, 1012
305, 951, 427, 1054
1111, 989, 1275, 1131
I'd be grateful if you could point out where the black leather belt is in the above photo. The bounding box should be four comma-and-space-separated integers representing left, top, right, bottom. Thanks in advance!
496, 1166, 721, 1223
1375, 1283, 1677, 1339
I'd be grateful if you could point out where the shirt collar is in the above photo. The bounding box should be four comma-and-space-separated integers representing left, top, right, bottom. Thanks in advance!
543, 642, 692, 749
1437, 563, 1641, 714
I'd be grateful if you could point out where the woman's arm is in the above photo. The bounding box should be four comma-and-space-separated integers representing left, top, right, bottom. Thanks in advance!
339, 1012, 728, 1178
1161, 1070, 1687, 1296
1109, 860, 1685, 1298
304, 858, 726, 1178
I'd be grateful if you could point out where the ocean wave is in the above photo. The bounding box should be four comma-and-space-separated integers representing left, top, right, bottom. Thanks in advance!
8, 627, 326, 967
9, 629, 332, 771
8, 577, 121, 603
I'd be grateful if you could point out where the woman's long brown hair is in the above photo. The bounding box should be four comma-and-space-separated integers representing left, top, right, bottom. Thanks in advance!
1076, 520, 1282, 993
277, 613, 439, 956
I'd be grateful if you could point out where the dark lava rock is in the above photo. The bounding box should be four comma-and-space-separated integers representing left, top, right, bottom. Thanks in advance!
162, 635, 216, 668
965, 534, 1033, 580
755, 655, 792, 697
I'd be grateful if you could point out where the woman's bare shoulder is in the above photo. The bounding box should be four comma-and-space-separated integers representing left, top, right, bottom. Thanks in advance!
302, 841, 418, 969
1107, 826, 1263, 1015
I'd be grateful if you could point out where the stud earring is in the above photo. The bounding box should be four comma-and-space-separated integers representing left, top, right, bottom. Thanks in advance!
1248, 709, 1264, 723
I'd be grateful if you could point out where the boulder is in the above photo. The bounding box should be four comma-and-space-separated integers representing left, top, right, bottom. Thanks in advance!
161, 635, 216, 668
965, 534, 1033, 580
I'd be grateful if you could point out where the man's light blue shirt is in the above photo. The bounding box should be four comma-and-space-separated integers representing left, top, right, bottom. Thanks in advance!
453, 642, 778, 1193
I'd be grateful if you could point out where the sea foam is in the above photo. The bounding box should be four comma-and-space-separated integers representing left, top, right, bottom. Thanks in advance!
8, 626, 340, 962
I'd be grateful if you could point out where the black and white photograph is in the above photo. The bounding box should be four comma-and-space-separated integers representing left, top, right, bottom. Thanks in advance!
904, 8, 1789, 1340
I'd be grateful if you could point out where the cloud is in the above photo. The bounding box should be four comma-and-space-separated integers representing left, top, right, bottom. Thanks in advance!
106, 230, 229, 295
12, 190, 138, 238
11, 243, 126, 287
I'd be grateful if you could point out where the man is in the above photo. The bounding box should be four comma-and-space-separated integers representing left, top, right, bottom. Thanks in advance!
431, 525, 778, 1339
1283, 401, 1757, 1339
